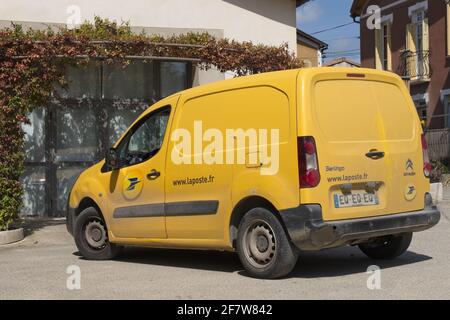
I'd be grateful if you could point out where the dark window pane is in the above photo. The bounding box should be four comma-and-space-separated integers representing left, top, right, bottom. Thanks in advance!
56, 165, 85, 213
161, 62, 188, 98
56, 107, 98, 161
23, 108, 46, 162
20, 166, 46, 217
103, 61, 154, 100
54, 62, 101, 99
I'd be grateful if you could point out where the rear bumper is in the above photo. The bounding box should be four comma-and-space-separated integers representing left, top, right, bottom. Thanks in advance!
280, 196, 441, 251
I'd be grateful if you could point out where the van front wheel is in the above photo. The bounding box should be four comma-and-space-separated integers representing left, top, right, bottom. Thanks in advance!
358, 233, 413, 260
237, 208, 298, 279
74, 207, 123, 260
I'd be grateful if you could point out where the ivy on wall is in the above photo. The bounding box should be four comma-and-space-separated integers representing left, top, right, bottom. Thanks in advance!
0, 17, 302, 231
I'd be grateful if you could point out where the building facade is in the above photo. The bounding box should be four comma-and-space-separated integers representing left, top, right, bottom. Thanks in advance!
0, 0, 303, 217
296, 29, 328, 67
351, 0, 450, 130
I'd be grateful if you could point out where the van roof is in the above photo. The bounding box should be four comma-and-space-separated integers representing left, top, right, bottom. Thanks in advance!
163, 67, 402, 101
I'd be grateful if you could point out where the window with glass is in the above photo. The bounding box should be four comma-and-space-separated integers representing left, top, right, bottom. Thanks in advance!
54, 62, 101, 99
22, 108, 46, 162
414, 99, 427, 123
20, 59, 191, 217
446, 96, 450, 128
117, 107, 171, 167
375, 21, 391, 71
103, 61, 154, 100
55, 106, 99, 162
161, 62, 189, 98
407, 9, 429, 79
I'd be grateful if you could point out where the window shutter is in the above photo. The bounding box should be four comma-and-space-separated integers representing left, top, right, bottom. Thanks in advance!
406, 23, 416, 52
406, 23, 417, 78
375, 28, 382, 69
423, 18, 429, 53
387, 23, 392, 71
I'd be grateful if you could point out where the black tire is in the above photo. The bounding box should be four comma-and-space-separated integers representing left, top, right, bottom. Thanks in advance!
359, 233, 413, 260
236, 208, 298, 279
74, 207, 123, 260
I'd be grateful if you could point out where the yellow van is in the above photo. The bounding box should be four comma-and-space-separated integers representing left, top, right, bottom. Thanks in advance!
67, 68, 440, 279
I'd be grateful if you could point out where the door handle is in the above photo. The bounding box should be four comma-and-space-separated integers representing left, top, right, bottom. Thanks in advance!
147, 169, 161, 180
365, 150, 385, 160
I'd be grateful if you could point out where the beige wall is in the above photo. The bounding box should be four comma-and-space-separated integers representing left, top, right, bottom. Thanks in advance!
297, 43, 319, 67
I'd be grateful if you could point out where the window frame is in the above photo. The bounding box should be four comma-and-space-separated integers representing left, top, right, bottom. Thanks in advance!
445, 96, 450, 128
113, 105, 172, 170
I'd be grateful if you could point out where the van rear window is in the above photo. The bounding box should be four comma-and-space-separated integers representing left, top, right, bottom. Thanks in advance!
313, 80, 414, 142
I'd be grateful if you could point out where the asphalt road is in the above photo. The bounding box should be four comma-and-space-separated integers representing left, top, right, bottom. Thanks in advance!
1, 202, 449, 300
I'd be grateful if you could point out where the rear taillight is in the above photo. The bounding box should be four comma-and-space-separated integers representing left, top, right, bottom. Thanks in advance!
298, 136, 320, 188
421, 134, 432, 178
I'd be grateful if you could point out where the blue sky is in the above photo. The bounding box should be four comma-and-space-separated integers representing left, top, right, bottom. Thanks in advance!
296, 0, 361, 63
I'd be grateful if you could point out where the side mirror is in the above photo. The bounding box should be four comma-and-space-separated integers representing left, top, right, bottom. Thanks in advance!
106, 147, 119, 170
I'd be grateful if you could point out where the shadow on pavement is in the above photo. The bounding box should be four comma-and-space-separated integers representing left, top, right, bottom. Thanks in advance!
18, 218, 66, 237
287, 246, 432, 279
113, 247, 243, 273
90, 244, 432, 279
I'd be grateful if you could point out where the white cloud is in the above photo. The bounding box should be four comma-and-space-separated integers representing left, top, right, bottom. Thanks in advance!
297, 1, 322, 24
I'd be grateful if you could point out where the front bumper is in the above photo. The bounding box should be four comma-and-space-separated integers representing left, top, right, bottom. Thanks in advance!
280, 196, 441, 251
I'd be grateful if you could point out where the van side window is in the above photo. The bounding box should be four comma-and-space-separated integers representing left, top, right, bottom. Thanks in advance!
117, 106, 170, 167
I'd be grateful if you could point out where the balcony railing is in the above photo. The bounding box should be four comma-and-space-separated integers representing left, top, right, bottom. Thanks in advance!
398, 50, 431, 82
426, 128, 450, 163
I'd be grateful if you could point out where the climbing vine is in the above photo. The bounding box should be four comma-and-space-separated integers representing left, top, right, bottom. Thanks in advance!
0, 17, 302, 231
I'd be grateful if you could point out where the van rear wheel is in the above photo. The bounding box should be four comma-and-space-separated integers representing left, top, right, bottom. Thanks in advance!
74, 207, 123, 260
358, 233, 412, 260
237, 208, 298, 279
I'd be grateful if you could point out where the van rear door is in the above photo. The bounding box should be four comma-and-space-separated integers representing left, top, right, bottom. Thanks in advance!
298, 69, 427, 222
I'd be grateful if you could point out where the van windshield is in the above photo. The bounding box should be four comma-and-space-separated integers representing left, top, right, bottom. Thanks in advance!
313, 80, 415, 142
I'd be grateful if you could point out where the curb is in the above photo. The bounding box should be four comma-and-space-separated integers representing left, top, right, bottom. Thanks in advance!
0, 228, 25, 245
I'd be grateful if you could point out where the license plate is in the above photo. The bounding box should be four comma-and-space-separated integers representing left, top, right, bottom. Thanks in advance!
333, 191, 379, 208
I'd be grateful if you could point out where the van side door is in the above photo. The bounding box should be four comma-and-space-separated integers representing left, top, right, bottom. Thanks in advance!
106, 97, 178, 239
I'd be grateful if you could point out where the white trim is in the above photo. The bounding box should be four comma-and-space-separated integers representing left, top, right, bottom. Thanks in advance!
440, 89, 450, 102
380, 14, 394, 24
408, 1, 428, 17
412, 92, 429, 104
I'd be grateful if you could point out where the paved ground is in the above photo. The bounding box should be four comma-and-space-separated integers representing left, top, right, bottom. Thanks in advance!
1, 202, 449, 300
